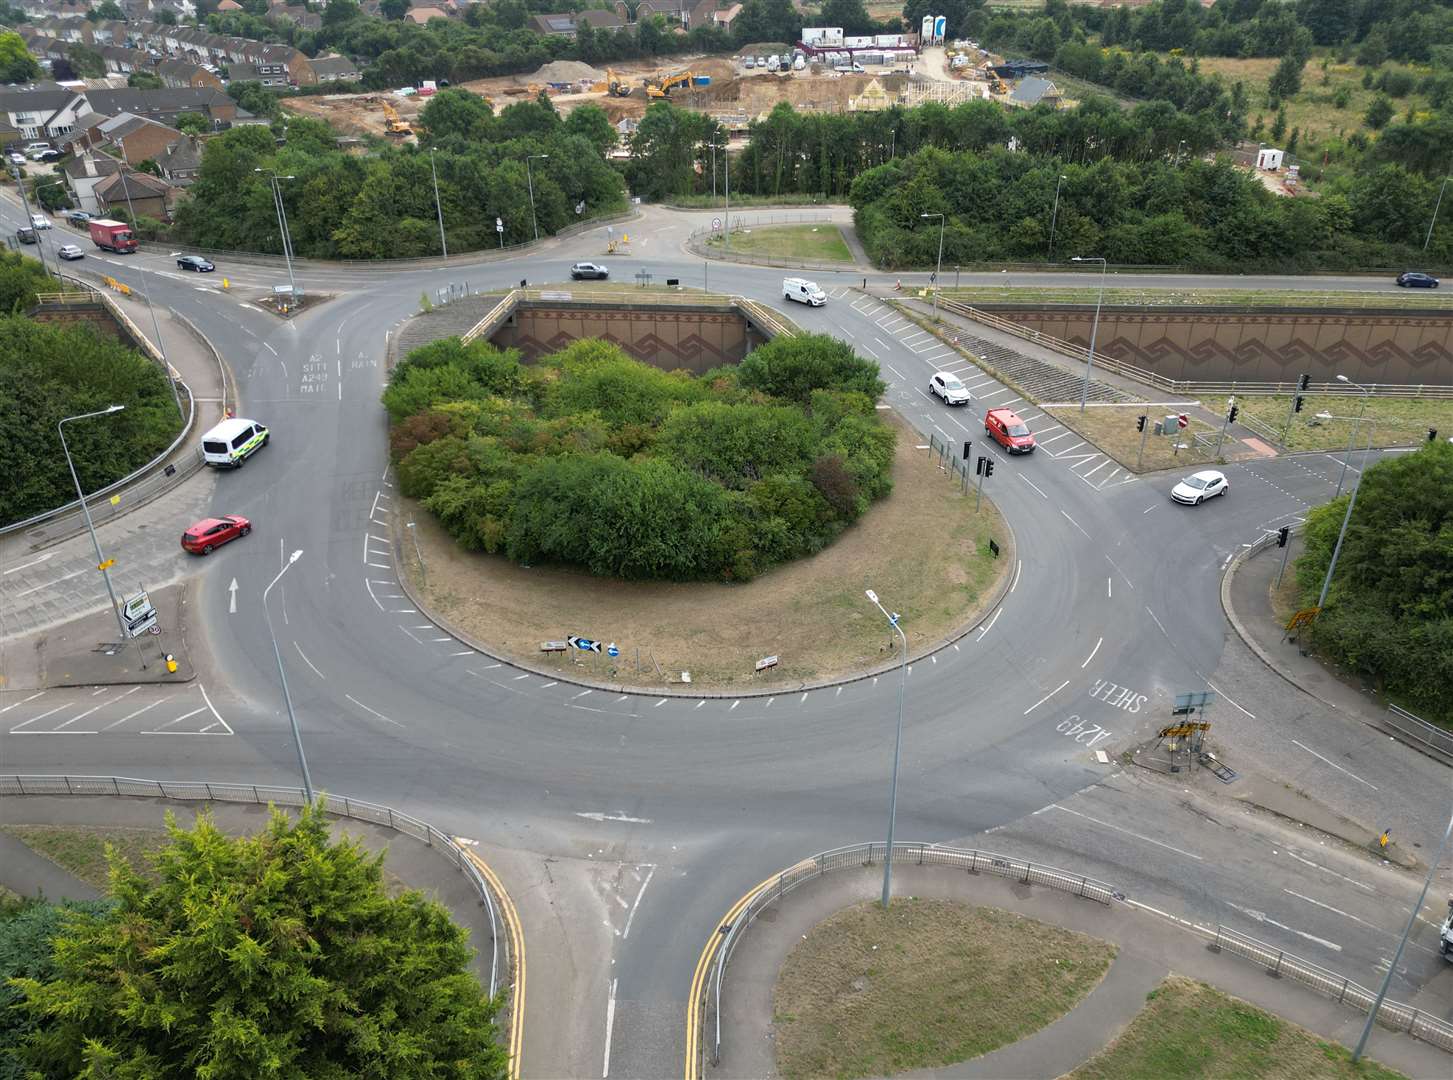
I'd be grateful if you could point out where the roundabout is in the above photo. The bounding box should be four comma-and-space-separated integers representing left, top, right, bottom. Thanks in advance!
2, 199, 1450, 1078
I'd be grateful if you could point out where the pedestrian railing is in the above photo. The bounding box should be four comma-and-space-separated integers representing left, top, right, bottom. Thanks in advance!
1383, 704, 1453, 764
0, 774, 505, 998
695, 840, 1453, 1076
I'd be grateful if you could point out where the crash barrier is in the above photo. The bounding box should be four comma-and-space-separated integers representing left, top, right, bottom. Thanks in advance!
693, 840, 1453, 1075
0, 774, 505, 998
700, 842, 1118, 1070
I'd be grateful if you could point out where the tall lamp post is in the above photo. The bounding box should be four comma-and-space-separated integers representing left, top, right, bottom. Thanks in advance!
1332, 373, 1370, 498
1313, 415, 1376, 612
263, 549, 315, 804
10, 160, 51, 275
526, 153, 549, 242
1047, 173, 1066, 261
255, 168, 298, 303
1071, 255, 1107, 412
920, 212, 944, 318
59, 407, 130, 645
1423, 175, 1451, 252
865, 589, 908, 909
111, 158, 182, 421
429, 146, 447, 259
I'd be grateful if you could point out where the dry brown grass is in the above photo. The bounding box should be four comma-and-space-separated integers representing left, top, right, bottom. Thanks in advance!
1069, 975, 1407, 1080
1041, 404, 1269, 474
399, 412, 1012, 689
773, 899, 1116, 1079
1, 825, 168, 892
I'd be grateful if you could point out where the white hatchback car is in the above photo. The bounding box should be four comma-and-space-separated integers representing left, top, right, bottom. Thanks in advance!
57, 244, 84, 260
928, 371, 971, 405
30, 213, 51, 229
1171, 469, 1228, 505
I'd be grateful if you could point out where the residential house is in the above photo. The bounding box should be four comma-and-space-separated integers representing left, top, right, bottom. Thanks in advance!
0, 85, 85, 139
62, 151, 123, 214
83, 86, 248, 128
155, 132, 201, 186
710, 3, 740, 31
92, 168, 174, 220
97, 112, 185, 163
530, 10, 626, 35
227, 61, 284, 88
97, 44, 151, 75
157, 58, 224, 90
404, 7, 451, 23
309, 54, 361, 84
617, 0, 718, 27
1007, 76, 1061, 108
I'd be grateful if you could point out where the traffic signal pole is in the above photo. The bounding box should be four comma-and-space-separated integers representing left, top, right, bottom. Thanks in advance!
1136, 414, 1149, 470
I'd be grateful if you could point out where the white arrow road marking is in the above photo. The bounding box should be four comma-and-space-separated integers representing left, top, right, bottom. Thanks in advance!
228, 577, 238, 614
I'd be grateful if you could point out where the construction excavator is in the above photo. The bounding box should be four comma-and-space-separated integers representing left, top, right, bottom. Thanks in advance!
643, 70, 697, 99
379, 98, 413, 137
606, 69, 633, 97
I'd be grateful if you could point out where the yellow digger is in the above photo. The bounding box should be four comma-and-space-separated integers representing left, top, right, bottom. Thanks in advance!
644, 70, 696, 99
606, 69, 633, 97
380, 98, 412, 137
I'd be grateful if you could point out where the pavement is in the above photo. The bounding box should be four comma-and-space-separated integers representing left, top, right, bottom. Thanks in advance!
709, 863, 1451, 1080
0, 795, 503, 994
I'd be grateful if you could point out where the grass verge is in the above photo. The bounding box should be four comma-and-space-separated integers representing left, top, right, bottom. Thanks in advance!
1, 825, 167, 892
938, 286, 1451, 311
1069, 974, 1406, 1080
705, 223, 855, 263
773, 899, 1116, 1080
1040, 404, 1264, 474
1235, 394, 1452, 452
399, 412, 1012, 688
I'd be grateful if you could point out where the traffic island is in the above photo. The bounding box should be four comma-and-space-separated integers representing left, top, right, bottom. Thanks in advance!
251, 291, 333, 318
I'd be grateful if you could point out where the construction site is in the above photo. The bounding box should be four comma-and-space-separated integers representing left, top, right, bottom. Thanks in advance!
280, 42, 1038, 143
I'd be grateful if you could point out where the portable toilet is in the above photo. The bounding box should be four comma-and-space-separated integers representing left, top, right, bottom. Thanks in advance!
1256, 147, 1284, 170
934, 15, 947, 42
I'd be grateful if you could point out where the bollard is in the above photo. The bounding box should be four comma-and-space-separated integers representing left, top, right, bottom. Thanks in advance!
165, 653, 178, 674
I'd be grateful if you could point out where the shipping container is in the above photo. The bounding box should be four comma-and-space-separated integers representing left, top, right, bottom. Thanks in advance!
801, 26, 844, 46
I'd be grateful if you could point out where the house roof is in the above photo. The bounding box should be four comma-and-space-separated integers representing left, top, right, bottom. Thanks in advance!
83, 87, 230, 115
1009, 76, 1057, 105
99, 111, 181, 144
529, 13, 575, 33
309, 54, 360, 77
157, 133, 201, 173
0, 86, 78, 115
94, 169, 172, 199
62, 152, 122, 179
405, 6, 449, 21
576, 9, 624, 27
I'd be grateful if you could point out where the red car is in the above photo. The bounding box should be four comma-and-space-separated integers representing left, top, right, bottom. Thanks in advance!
181, 515, 251, 555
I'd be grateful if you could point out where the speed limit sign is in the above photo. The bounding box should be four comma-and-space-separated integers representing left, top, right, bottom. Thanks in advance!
711, 217, 722, 231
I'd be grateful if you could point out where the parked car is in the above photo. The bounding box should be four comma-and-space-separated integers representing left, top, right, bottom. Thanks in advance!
180, 515, 251, 555
928, 371, 971, 405
570, 261, 609, 280
177, 255, 215, 272
61, 209, 91, 224
22, 141, 49, 156
35, 148, 61, 162
30, 213, 50, 230
1396, 271, 1440, 288
743, 55, 755, 68
1170, 469, 1228, 505
984, 407, 1036, 453
6, 151, 24, 166
15, 226, 36, 244
57, 244, 84, 260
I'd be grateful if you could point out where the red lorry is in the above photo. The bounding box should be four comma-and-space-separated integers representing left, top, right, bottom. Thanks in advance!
88, 218, 137, 253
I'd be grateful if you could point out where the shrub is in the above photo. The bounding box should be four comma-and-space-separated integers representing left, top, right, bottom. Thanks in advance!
738, 334, 885, 404
396, 434, 472, 498
657, 401, 818, 489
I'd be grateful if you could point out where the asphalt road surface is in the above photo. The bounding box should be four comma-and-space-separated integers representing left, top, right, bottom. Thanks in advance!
2, 197, 1449, 1078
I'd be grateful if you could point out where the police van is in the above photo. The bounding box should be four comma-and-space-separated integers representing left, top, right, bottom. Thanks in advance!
200, 417, 269, 468
783, 277, 826, 306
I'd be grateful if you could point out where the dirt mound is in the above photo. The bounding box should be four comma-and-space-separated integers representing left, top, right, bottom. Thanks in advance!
528, 60, 606, 85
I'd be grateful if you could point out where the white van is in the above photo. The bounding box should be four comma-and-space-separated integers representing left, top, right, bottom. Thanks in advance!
783, 277, 826, 306
200, 417, 269, 468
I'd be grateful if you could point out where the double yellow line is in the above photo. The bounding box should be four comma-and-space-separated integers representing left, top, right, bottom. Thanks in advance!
465, 849, 526, 1080
682, 871, 780, 1079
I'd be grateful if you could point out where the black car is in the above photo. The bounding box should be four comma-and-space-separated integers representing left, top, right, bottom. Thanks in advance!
177, 255, 215, 272
16, 227, 37, 244
570, 261, 609, 280
1396, 271, 1440, 288
36, 149, 61, 162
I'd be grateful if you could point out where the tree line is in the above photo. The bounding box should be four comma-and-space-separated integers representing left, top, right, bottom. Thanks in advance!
173, 94, 624, 257
1295, 441, 1453, 725
848, 144, 1449, 269
0, 255, 182, 527
0, 806, 508, 1078
384, 333, 894, 581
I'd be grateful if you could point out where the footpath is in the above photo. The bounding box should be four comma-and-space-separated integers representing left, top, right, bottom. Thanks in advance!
711, 864, 1450, 1080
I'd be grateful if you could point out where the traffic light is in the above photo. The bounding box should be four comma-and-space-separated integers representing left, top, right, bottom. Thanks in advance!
1277, 525, 1290, 548
975, 455, 985, 476
1227, 403, 1239, 423
1136, 414, 1147, 432
963, 440, 971, 461
1430, 428, 1439, 442
1293, 394, 1304, 413
1297, 373, 1310, 391
984, 458, 995, 477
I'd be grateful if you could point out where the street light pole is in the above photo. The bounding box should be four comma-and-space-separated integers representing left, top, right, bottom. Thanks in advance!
865, 589, 908, 910
111, 157, 182, 421
263, 549, 315, 804
920, 212, 944, 318
1314, 418, 1376, 612
526, 154, 549, 243
1333, 373, 1369, 498
1423, 175, 1450, 252
1047, 173, 1066, 261
10, 160, 51, 276
255, 169, 298, 303
1071, 255, 1107, 412
59, 407, 130, 644
429, 146, 448, 259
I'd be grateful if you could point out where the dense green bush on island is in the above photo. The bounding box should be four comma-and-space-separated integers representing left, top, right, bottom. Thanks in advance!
384, 334, 894, 580
1295, 440, 1453, 724
0, 297, 182, 527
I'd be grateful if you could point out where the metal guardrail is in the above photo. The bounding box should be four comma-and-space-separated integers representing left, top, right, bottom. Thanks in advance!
941, 299, 1453, 399
1204, 923, 1453, 1052
0, 774, 505, 998
1383, 704, 1453, 764
704, 841, 1118, 1068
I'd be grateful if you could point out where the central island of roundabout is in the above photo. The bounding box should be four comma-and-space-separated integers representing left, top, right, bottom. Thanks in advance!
381, 285, 1014, 692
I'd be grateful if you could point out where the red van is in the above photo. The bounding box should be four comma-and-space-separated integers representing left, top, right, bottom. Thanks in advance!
985, 408, 1035, 453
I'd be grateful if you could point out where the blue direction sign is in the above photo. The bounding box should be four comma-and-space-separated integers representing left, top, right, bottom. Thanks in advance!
606, 642, 620, 658
568, 635, 602, 653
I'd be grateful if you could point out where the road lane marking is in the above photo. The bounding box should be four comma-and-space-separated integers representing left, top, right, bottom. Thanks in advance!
1052, 803, 1203, 860
344, 693, 402, 726
1010, 559, 1022, 593
1020, 475, 1048, 499
1023, 680, 1069, 715
1290, 739, 1375, 789
1060, 510, 1092, 539
1081, 637, 1103, 668
0, 691, 45, 713
294, 642, 325, 679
